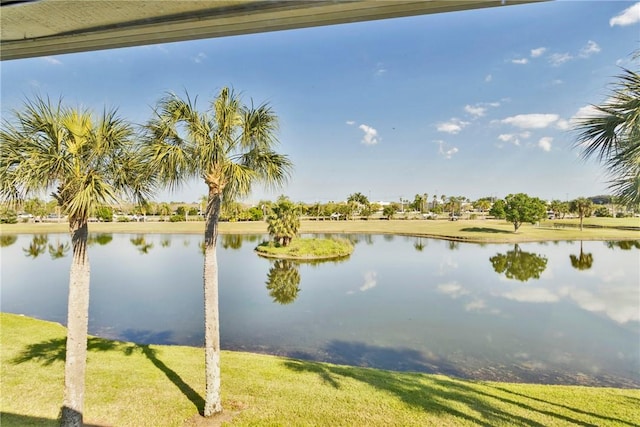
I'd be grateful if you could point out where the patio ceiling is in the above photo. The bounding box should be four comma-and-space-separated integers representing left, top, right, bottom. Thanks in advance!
0, 0, 541, 61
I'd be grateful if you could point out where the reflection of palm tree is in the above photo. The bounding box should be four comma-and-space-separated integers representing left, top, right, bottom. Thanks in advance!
130, 235, 154, 254
48, 240, 71, 260
266, 259, 301, 304
569, 241, 594, 271
88, 233, 113, 246
490, 244, 548, 282
221, 234, 243, 250
23, 234, 48, 258
0, 235, 17, 247
160, 237, 171, 248
414, 237, 425, 251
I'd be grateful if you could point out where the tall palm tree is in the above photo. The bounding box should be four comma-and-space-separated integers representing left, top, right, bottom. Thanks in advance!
0, 96, 152, 426
574, 62, 640, 206
143, 87, 292, 416
569, 197, 593, 231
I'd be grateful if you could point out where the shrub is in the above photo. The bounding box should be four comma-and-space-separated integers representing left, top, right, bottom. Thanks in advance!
169, 214, 186, 222
0, 208, 18, 224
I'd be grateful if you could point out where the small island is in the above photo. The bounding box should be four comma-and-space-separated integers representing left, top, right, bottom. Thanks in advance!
255, 196, 354, 260
255, 237, 354, 260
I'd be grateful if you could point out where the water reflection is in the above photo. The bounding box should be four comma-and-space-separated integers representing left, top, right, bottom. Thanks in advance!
88, 233, 113, 246
2, 233, 638, 387
222, 234, 243, 250
130, 235, 154, 254
0, 235, 17, 247
569, 241, 593, 271
489, 244, 548, 282
265, 259, 301, 304
48, 238, 70, 260
23, 235, 48, 258
606, 240, 640, 250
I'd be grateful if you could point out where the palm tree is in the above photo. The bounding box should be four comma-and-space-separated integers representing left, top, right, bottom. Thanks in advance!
267, 196, 300, 247
143, 87, 292, 416
0, 96, 151, 426
569, 198, 593, 231
573, 61, 640, 206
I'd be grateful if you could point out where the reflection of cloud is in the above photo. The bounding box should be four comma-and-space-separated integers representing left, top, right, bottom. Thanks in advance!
465, 299, 486, 312
559, 285, 639, 324
438, 257, 459, 275
359, 271, 377, 292
502, 287, 560, 303
437, 281, 469, 298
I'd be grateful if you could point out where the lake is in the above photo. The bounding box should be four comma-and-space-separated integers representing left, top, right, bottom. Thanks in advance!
1, 233, 638, 388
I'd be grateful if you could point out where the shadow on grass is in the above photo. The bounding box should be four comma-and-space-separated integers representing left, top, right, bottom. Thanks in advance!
10, 332, 204, 415
0, 411, 105, 427
460, 227, 512, 234
284, 358, 618, 426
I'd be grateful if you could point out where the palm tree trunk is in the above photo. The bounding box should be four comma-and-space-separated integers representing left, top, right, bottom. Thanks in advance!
61, 221, 90, 427
203, 192, 223, 416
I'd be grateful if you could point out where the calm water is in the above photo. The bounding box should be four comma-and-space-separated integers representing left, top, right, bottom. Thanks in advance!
1, 233, 639, 387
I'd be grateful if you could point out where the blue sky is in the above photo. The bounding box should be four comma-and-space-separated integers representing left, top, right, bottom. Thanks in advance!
2, 1, 639, 205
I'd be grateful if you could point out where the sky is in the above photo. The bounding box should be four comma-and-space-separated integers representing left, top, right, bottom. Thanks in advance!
1, 1, 639, 205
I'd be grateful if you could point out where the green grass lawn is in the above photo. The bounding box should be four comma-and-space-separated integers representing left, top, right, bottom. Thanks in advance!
2, 313, 639, 426
1, 217, 638, 243
255, 237, 354, 259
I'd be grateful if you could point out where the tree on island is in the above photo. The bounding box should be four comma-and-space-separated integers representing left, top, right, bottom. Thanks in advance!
1, 96, 152, 426
143, 87, 292, 417
501, 193, 547, 232
267, 195, 300, 247
569, 197, 593, 231
573, 55, 640, 207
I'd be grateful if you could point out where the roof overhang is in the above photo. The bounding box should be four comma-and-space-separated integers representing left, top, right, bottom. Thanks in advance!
0, 0, 542, 61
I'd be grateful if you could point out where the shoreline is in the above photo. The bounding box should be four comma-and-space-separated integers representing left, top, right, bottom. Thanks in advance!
1, 218, 638, 243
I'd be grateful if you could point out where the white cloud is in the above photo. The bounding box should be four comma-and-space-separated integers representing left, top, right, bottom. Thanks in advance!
437, 118, 470, 134
43, 56, 62, 65
193, 52, 207, 63
359, 124, 380, 145
530, 47, 546, 58
579, 40, 601, 58
538, 137, 553, 152
485, 74, 493, 83
374, 62, 387, 77
569, 105, 601, 126
359, 271, 377, 292
511, 58, 529, 65
346, 120, 355, 126
555, 119, 570, 131
610, 2, 640, 26
549, 52, 573, 66
464, 105, 486, 118
501, 113, 559, 129
438, 141, 459, 159
497, 131, 530, 146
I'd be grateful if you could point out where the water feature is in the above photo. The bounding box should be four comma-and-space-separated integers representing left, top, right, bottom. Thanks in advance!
1, 233, 638, 387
